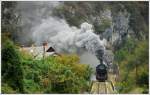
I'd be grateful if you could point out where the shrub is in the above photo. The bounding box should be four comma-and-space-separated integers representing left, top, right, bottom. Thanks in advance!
22, 54, 92, 93
1, 83, 17, 94
2, 39, 24, 93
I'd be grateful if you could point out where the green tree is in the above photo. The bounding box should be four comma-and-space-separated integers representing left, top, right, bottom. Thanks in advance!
115, 40, 148, 93
2, 39, 24, 93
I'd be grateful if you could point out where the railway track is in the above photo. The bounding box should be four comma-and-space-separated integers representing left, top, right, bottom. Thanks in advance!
90, 80, 117, 94
97, 82, 106, 93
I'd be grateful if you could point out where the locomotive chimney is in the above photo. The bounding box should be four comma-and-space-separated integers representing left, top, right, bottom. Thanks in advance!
95, 49, 104, 64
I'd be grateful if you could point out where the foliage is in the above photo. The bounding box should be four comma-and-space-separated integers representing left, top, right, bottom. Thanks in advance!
94, 18, 111, 34
2, 39, 24, 93
2, 41, 92, 94
115, 40, 148, 93
114, 37, 136, 62
21, 55, 92, 93
1, 83, 17, 94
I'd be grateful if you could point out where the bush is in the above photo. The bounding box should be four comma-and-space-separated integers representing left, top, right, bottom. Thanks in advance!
1, 83, 17, 94
136, 67, 148, 87
2, 39, 24, 93
22, 54, 92, 93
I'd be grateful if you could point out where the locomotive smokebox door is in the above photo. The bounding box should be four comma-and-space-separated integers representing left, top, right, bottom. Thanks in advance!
96, 63, 108, 82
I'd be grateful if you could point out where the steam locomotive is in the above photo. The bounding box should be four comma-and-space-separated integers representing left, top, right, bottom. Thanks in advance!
96, 63, 108, 82
95, 49, 108, 82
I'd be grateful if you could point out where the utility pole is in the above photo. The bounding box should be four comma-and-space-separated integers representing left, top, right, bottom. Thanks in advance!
43, 42, 47, 63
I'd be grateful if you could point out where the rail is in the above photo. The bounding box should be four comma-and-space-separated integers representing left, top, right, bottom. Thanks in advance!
90, 80, 117, 94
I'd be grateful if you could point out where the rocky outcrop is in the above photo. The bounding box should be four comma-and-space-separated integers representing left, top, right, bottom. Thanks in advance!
102, 10, 131, 51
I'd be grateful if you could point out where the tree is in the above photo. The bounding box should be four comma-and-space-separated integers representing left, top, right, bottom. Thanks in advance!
2, 39, 24, 93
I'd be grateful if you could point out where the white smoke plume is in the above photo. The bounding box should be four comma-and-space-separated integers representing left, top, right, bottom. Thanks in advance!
16, 1, 105, 55
16, 1, 61, 44
32, 18, 105, 55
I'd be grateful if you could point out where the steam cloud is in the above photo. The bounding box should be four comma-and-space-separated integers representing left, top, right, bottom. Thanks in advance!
16, 2, 108, 71
17, 1, 105, 55
16, 1, 60, 44
32, 17, 105, 55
